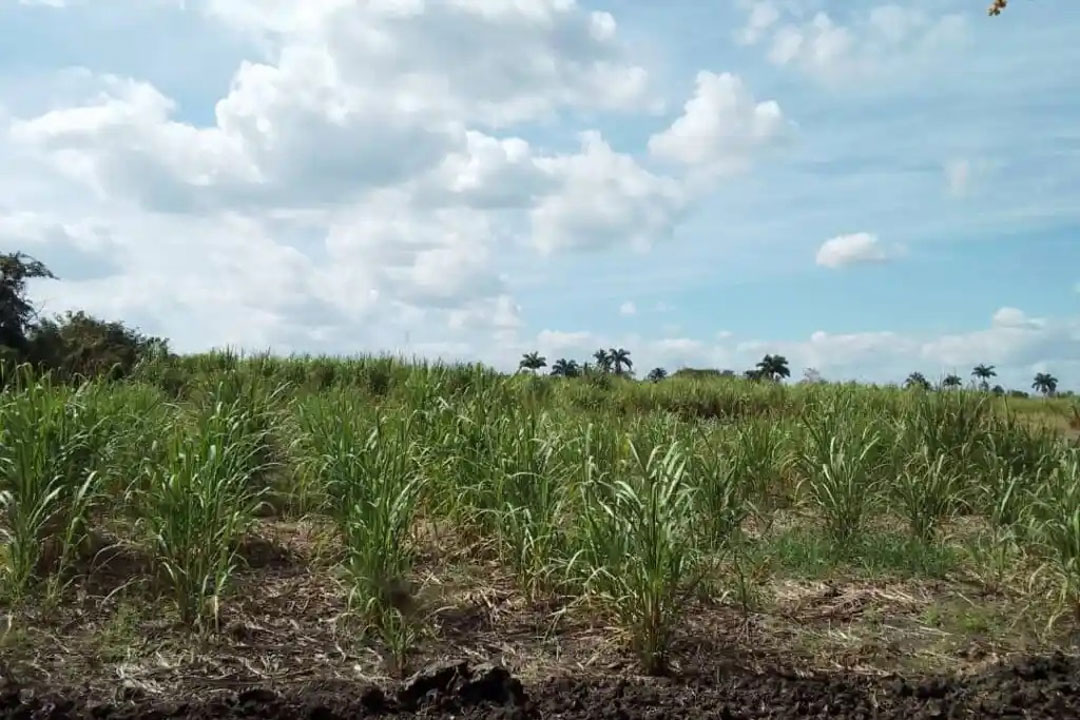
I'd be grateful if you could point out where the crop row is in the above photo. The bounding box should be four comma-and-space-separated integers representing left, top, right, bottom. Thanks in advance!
1, 363, 1078, 674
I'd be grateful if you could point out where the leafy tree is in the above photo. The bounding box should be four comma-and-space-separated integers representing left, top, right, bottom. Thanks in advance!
1032, 372, 1058, 397
743, 368, 763, 381
29, 311, 169, 381
519, 351, 547, 374
646, 367, 667, 382
608, 347, 633, 376
942, 374, 962, 389
0, 252, 55, 359
972, 363, 996, 391
755, 354, 790, 382
800, 367, 824, 385
593, 348, 613, 374
905, 372, 932, 391
991, 384, 1006, 396
550, 358, 580, 377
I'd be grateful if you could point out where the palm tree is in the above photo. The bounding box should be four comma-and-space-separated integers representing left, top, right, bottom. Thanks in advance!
942, 374, 962, 390
1032, 372, 1058, 396
755, 354, 791, 382
972, 364, 996, 391
550, 358, 580, 377
593, 349, 613, 374
608, 347, 633, 376
519, 351, 546, 374
905, 372, 932, 391
646, 367, 667, 382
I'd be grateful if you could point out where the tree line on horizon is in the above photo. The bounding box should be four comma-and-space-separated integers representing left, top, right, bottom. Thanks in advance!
0, 252, 168, 383
0, 250, 1067, 397
521, 351, 1065, 398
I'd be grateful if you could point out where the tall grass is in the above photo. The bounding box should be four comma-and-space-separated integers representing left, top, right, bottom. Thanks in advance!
4, 352, 1080, 673
137, 395, 269, 628
0, 372, 102, 602
490, 413, 568, 598
732, 419, 793, 519
893, 448, 965, 541
798, 423, 882, 548
299, 394, 423, 630
689, 429, 749, 552
1029, 449, 1080, 622
577, 439, 701, 674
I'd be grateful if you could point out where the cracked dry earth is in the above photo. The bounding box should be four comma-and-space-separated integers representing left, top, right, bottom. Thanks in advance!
3, 654, 1080, 720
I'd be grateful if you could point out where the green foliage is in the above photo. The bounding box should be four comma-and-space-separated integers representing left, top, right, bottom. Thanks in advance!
942, 374, 963, 389
689, 430, 750, 551
972, 364, 997, 391
488, 413, 568, 597
593, 349, 613, 374
0, 252, 55, 358
1, 345, 1078, 673
136, 393, 269, 628
29, 311, 169, 382
550, 358, 581, 377
798, 423, 882, 548
893, 449, 965, 541
299, 395, 424, 634
671, 367, 734, 380
1033, 372, 1059, 397
1029, 450, 1080, 620
0, 370, 102, 602
0, 254, 165, 384
608, 347, 633, 376
905, 372, 932, 391
519, 351, 547, 373
755, 354, 791, 382
577, 439, 701, 674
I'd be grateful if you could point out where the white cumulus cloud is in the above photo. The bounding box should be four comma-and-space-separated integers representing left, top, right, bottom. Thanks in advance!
736, 1, 780, 46
531, 131, 686, 254
6, 0, 776, 360
648, 71, 788, 178
816, 232, 901, 269
992, 307, 1046, 330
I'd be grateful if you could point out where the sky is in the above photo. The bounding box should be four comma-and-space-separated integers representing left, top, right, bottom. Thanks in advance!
1, 0, 1078, 390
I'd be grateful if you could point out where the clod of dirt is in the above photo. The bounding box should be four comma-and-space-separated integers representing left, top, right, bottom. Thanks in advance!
398, 661, 527, 712
2, 654, 1079, 719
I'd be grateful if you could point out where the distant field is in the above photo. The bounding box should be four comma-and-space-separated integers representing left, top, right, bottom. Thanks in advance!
2, 354, 1079, 718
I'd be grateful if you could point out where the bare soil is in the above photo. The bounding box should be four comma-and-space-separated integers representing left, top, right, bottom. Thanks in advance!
3, 654, 1080, 719
4, 519, 1079, 719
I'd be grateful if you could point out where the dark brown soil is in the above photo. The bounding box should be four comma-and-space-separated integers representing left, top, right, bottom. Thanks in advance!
3, 653, 1078, 720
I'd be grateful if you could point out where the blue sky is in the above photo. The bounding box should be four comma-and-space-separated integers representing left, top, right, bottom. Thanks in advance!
0, 0, 1077, 390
